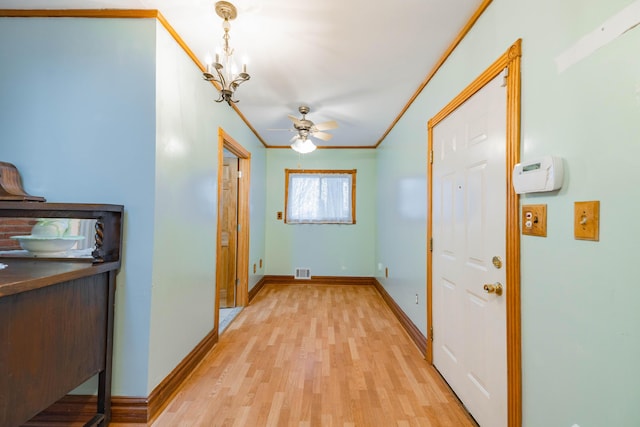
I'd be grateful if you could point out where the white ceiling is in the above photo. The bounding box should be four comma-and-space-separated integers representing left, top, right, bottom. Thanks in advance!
0, 0, 485, 148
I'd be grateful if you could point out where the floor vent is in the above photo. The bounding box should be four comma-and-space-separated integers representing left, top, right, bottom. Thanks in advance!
294, 268, 311, 279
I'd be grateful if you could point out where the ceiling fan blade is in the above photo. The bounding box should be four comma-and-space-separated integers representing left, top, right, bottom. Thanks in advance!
311, 131, 333, 141
313, 120, 338, 131
267, 128, 294, 131
287, 114, 303, 126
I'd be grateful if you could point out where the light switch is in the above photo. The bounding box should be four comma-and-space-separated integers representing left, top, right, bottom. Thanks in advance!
574, 201, 599, 241
522, 204, 547, 237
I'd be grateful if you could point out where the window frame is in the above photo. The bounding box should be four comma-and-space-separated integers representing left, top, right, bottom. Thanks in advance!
284, 169, 357, 225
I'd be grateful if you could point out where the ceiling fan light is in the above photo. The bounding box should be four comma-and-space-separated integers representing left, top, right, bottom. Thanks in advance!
291, 139, 317, 154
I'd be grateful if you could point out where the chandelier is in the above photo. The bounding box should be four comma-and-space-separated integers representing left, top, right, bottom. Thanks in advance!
203, 1, 250, 105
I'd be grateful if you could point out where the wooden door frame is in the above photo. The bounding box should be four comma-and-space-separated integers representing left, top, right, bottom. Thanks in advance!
215, 128, 251, 332
426, 39, 522, 426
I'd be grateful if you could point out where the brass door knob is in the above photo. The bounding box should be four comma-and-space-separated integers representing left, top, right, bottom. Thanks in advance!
483, 282, 503, 296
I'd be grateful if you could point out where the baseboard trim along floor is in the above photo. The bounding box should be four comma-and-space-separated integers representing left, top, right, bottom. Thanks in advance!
25, 275, 427, 425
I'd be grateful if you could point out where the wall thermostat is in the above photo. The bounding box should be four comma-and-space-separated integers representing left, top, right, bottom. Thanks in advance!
512, 156, 563, 194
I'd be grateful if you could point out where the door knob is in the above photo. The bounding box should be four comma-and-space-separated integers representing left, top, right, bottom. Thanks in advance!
483, 282, 503, 296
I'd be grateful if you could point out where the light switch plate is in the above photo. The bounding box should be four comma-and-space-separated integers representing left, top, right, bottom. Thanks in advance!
522, 204, 547, 237
574, 201, 599, 241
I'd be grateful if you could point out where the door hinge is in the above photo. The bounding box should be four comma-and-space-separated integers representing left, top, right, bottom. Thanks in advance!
429, 150, 434, 164
429, 326, 434, 341
429, 237, 433, 252
237, 224, 241, 232
238, 171, 242, 178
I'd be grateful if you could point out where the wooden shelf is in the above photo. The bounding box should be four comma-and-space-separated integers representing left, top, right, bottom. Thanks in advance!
0, 202, 123, 265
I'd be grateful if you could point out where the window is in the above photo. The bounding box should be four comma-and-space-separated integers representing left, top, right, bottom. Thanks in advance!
285, 169, 356, 224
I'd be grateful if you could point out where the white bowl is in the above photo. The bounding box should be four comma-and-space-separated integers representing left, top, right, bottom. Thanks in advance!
31, 219, 70, 237
11, 235, 84, 256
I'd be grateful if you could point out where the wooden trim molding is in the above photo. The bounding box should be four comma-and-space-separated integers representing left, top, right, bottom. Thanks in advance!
27, 328, 218, 424
372, 279, 427, 356
0, 6, 494, 151
426, 39, 522, 427
375, 0, 494, 147
248, 276, 267, 302
216, 128, 251, 314
262, 275, 373, 286
265, 145, 377, 150
0, 9, 158, 18
30, 276, 429, 423
110, 397, 148, 423
23, 395, 148, 425
505, 40, 523, 427
426, 125, 433, 363
146, 328, 218, 423
0, 9, 269, 148
283, 169, 357, 224
154, 17, 267, 147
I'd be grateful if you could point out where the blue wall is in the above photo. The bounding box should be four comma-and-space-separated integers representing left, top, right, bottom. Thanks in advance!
0, 16, 267, 397
3, 2, 640, 423
265, 149, 376, 277
376, 0, 640, 425
0, 17, 158, 397
148, 21, 267, 392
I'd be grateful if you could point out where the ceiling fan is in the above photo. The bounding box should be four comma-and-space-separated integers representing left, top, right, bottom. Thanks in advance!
271, 106, 339, 153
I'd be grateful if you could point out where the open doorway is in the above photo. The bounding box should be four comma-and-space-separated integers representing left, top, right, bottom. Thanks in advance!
215, 128, 251, 334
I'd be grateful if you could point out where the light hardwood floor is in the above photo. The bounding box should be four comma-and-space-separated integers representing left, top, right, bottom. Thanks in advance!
114, 283, 477, 427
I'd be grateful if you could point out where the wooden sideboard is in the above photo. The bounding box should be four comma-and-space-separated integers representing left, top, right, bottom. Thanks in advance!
0, 202, 123, 427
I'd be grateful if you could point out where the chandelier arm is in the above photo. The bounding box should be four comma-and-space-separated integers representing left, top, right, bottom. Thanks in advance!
230, 75, 250, 87
216, 70, 228, 88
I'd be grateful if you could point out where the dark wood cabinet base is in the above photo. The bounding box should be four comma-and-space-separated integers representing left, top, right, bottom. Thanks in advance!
0, 203, 122, 427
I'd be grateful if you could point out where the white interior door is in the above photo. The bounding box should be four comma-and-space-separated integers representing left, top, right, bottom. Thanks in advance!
432, 73, 507, 427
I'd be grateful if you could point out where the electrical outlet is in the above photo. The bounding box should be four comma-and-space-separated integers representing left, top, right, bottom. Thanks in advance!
253, 263, 256, 274
276, 211, 283, 220
259, 259, 263, 268
385, 267, 389, 278
574, 201, 599, 241
522, 204, 547, 237
415, 293, 419, 304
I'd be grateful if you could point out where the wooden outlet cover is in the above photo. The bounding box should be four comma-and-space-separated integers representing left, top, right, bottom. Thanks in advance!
574, 201, 600, 241
522, 204, 547, 237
